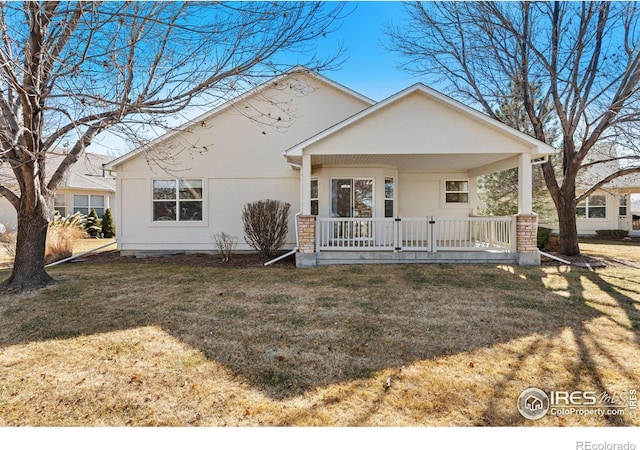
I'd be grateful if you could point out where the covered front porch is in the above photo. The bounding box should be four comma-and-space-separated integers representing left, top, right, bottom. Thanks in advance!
316, 216, 513, 252
284, 84, 555, 267
314, 215, 517, 265
296, 213, 537, 266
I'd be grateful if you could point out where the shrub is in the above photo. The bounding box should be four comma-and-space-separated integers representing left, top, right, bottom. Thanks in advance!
85, 209, 102, 238
242, 199, 290, 256
101, 208, 116, 238
213, 232, 237, 262
537, 227, 553, 250
595, 229, 629, 239
45, 213, 88, 264
544, 236, 561, 253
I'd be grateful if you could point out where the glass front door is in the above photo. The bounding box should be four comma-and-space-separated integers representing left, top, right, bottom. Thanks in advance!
330, 178, 373, 218
330, 178, 374, 245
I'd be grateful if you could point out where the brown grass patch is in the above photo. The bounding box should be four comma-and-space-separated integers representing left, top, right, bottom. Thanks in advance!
0, 242, 639, 426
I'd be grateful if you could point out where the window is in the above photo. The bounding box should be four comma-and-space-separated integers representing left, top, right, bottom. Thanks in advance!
73, 194, 105, 218
445, 180, 469, 203
54, 194, 66, 217
153, 179, 203, 221
576, 194, 606, 219
91, 195, 104, 218
619, 194, 628, 217
384, 177, 395, 218
310, 178, 318, 215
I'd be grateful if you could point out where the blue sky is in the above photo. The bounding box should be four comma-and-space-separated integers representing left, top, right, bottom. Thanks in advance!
92, 2, 415, 155
319, 1, 417, 101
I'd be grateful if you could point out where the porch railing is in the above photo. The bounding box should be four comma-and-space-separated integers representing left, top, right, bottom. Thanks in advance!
435, 217, 514, 251
316, 216, 513, 252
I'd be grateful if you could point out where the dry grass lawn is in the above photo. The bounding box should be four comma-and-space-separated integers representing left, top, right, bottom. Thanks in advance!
0, 240, 638, 426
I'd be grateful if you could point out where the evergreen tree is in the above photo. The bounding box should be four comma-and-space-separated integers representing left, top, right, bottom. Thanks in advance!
85, 210, 102, 238
101, 209, 115, 239
479, 81, 558, 223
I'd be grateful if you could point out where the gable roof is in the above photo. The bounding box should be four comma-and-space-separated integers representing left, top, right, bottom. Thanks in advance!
104, 66, 375, 170
59, 153, 116, 192
577, 145, 640, 191
0, 152, 115, 193
284, 83, 557, 159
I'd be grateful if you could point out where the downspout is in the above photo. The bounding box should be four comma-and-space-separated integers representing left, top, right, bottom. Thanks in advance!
264, 212, 300, 266
264, 156, 303, 266
45, 240, 116, 268
538, 249, 571, 265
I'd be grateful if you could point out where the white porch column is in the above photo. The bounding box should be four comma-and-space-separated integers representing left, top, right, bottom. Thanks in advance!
518, 153, 533, 215
301, 153, 312, 215
469, 176, 479, 215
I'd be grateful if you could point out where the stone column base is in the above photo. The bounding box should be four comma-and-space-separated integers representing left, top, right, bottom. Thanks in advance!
295, 252, 317, 267
517, 251, 540, 266
297, 215, 316, 253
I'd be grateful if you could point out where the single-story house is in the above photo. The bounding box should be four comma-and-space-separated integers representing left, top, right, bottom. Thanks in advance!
574, 179, 640, 236
0, 152, 116, 229
104, 66, 556, 266
540, 155, 640, 236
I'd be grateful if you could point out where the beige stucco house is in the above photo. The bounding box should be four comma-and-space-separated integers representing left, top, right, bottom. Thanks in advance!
0, 152, 116, 230
540, 157, 640, 236
105, 67, 556, 266
572, 180, 640, 236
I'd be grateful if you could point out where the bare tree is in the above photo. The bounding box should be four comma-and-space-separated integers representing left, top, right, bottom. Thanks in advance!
388, 1, 640, 255
0, 1, 347, 290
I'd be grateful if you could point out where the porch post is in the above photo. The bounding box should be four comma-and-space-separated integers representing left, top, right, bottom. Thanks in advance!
301, 153, 311, 215
518, 153, 533, 215
296, 153, 317, 267
295, 215, 317, 267
516, 214, 540, 266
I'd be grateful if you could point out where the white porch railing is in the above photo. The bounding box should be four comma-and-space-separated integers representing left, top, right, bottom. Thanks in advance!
316, 216, 514, 252
435, 217, 514, 251
316, 217, 396, 251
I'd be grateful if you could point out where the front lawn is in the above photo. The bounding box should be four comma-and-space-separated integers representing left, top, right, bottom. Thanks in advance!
0, 242, 638, 426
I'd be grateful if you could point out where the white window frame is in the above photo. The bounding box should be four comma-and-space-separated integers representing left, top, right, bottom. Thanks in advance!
444, 179, 470, 204
384, 177, 395, 218
152, 178, 204, 223
73, 194, 105, 218
619, 194, 628, 217
576, 194, 607, 219
54, 193, 66, 217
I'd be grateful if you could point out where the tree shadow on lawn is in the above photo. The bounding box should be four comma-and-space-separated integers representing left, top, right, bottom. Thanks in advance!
477, 264, 640, 426
0, 261, 638, 425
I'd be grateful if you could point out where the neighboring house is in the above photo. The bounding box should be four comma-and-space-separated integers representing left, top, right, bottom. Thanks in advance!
540, 155, 640, 235
105, 66, 555, 266
0, 152, 116, 229
575, 174, 640, 235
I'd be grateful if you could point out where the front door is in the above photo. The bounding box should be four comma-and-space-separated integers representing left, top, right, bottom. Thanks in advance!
330, 179, 374, 245
330, 178, 373, 218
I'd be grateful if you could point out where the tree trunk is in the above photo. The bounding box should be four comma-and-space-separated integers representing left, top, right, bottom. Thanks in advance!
556, 193, 581, 256
3, 205, 53, 290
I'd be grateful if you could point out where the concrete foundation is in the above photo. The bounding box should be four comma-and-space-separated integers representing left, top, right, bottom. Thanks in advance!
516, 251, 541, 266
295, 252, 318, 267
315, 250, 517, 265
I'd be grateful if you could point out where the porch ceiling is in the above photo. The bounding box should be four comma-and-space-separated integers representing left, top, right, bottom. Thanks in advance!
307, 153, 519, 171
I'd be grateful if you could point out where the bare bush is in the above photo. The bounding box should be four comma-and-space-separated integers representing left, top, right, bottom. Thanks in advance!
242, 200, 290, 257
45, 213, 88, 264
213, 232, 237, 262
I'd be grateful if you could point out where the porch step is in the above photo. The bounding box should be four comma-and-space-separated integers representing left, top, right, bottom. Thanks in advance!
316, 251, 517, 265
